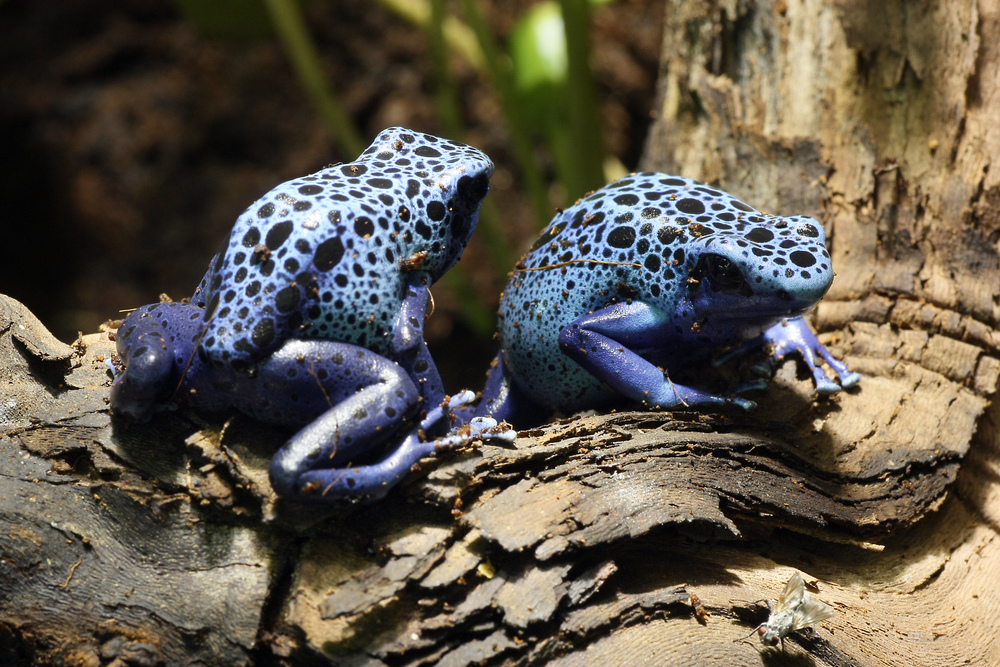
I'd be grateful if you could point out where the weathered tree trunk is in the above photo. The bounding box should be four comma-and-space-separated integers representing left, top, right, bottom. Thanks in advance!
3, 1, 1000, 665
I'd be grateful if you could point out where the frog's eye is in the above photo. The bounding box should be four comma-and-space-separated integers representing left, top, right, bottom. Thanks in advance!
455, 173, 490, 211
695, 253, 752, 297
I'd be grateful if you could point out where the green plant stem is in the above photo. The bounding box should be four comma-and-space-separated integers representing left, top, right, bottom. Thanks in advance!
262, 0, 365, 157
427, 0, 515, 273
428, 0, 465, 137
559, 0, 605, 197
377, 0, 485, 70
459, 0, 553, 227
427, 0, 510, 338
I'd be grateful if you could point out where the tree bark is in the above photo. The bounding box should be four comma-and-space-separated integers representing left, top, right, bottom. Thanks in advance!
3, 1, 1000, 665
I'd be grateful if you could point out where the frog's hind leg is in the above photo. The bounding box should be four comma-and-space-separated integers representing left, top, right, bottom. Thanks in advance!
279, 392, 488, 503
261, 340, 472, 503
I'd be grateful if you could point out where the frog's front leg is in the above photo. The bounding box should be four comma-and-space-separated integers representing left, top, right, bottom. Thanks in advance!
558, 301, 755, 410
392, 283, 519, 442
759, 316, 861, 394
110, 321, 177, 422
390, 283, 445, 404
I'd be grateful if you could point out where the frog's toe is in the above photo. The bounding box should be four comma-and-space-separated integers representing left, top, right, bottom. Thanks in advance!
839, 369, 862, 389
446, 390, 477, 410
469, 416, 517, 444
730, 395, 757, 410
813, 369, 861, 395
814, 376, 843, 395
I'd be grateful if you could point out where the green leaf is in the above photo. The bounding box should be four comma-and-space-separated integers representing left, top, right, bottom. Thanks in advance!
510, 2, 568, 95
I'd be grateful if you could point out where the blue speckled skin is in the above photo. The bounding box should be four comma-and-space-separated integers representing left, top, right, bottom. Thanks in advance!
111, 127, 495, 503
478, 173, 860, 427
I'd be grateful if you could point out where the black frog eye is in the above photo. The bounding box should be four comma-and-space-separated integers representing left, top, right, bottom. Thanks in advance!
706, 255, 745, 292
455, 173, 490, 211
693, 253, 753, 297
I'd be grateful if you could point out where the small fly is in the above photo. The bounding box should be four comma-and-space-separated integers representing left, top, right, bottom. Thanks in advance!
743, 572, 835, 650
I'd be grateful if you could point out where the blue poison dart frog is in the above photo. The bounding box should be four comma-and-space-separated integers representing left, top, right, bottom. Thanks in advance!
110, 127, 513, 503
475, 172, 860, 428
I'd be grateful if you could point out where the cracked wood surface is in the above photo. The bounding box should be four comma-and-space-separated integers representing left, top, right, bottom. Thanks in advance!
5, 0, 1000, 664
0, 264, 996, 667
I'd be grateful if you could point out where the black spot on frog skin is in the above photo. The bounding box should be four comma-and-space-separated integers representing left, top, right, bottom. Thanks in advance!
314, 237, 345, 271
298, 185, 323, 195
426, 201, 446, 221
531, 222, 567, 251
414, 145, 441, 158
658, 227, 681, 245
415, 221, 432, 240
608, 226, 636, 248
354, 217, 375, 237
745, 228, 774, 244
266, 221, 294, 250
257, 203, 276, 218
613, 194, 640, 206
243, 228, 261, 248
676, 198, 706, 214
251, 318, 275, 347
790, 250, 817, 267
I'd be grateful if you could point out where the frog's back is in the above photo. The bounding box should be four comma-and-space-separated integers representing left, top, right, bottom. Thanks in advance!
196, 128, 493, 374
499, 172, 833, 411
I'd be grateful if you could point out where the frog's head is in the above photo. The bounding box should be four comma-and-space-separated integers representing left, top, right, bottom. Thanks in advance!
357, 127, 494, 283
686, 215, 834, 321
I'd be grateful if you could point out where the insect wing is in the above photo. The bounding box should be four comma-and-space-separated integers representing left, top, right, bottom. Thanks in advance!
790, 597, 835, 632
772, 572, 807, 615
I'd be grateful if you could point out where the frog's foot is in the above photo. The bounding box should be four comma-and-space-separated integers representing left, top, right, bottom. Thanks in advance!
433, 416, 517, 449
274, 390, 513, 504
752, 316, 860, 394
426, 391, 517, 448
